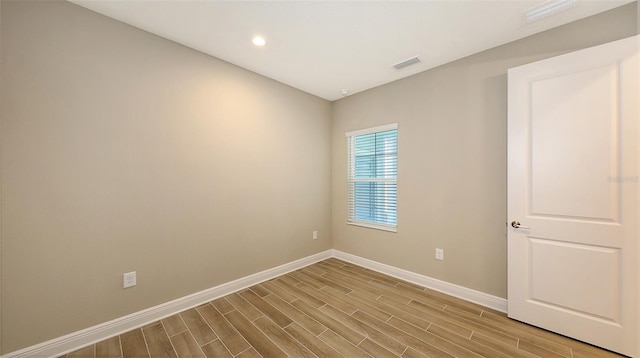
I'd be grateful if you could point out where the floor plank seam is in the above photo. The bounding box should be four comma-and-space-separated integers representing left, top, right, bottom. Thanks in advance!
139, 329, 152, 357
234, 346, 251, 357
160, 321, 179, 357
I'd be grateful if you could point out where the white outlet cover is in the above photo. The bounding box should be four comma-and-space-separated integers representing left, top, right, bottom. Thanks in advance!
435, 248, 444, 261
313, 231, 318, 240
123, 271, 137, 288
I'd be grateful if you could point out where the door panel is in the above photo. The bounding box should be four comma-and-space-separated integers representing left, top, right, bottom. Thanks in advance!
508, 35, 638, 357
529, 238, 620, 321
530, 65, 619, 221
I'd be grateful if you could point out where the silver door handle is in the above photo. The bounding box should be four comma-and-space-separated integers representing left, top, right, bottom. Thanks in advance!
511, 221, 530, 230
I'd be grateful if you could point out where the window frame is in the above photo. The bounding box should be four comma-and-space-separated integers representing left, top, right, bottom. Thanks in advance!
345, 123, 398, 232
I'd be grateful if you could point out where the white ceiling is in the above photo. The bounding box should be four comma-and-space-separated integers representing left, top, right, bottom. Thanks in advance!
70, 0, 634, 101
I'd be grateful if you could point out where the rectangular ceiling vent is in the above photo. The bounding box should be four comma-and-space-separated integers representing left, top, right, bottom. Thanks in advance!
392, 56, 421, 70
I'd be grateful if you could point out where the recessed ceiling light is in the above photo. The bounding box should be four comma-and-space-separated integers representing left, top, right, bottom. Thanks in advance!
252, 36, 266, 47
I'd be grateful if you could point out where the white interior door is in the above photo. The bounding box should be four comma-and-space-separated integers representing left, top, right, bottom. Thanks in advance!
507, 35, 639, 357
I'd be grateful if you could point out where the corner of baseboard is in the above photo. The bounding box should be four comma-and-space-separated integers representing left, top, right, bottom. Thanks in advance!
330, 250, 507, 313
2, 249, 505, 358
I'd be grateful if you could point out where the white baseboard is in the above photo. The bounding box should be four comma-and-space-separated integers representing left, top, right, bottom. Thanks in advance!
4, 248, 507, 358
331, 249, 507, 313
2, 250, 332, 358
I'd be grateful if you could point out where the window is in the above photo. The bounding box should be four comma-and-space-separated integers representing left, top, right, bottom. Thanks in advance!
346, 123, 397, 232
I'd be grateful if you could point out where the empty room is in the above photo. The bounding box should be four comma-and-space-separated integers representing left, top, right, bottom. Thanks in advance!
1, 0, 639, 357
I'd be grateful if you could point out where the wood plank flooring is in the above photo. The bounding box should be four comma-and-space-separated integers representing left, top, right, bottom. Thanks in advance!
60, 258, 626, 357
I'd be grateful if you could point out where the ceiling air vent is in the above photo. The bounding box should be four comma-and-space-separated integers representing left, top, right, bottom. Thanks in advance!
392, 56, 421, 70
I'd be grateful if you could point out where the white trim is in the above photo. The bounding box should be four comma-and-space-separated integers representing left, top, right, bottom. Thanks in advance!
2, 250, 332, 358
331, 249, 507, 313
345, 123, 398, 137
3, 248, 507, 358
347, 221, 398, 232
351, 178, 396, 183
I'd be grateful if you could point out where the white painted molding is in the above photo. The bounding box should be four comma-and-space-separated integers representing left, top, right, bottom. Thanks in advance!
331, 249, 508, 313
2, 250, 332, 358
4, 248, 507, 358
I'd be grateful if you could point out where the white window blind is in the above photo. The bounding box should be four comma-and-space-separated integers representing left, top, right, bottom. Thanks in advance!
346, 124, 398, 231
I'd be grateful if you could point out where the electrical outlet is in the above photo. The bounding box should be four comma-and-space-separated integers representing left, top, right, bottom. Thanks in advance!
313, 231, 318, 240
123, 271, 136, 288
435, 248, 444, 261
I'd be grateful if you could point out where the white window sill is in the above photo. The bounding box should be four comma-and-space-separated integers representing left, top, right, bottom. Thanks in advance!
347, 221, 397, 233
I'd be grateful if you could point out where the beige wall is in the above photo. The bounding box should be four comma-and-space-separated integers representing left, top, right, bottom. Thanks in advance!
0, 1, 332, 353
1, 0, 637, 354
331, 3, 637, 299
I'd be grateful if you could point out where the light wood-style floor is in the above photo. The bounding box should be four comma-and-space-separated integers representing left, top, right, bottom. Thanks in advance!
61, 258, 626, 358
